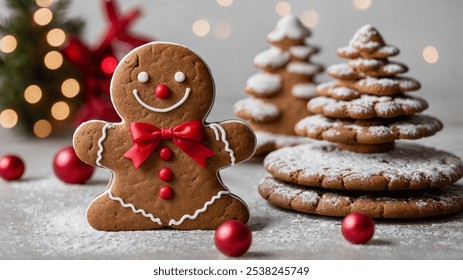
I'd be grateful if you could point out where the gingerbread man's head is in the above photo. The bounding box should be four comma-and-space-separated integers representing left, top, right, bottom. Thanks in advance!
110, 42, 215, 125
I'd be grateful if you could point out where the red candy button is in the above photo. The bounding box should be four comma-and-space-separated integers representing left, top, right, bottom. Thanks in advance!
159, 186, 174, 200
159, 167, 173, 182
155, 84, 171, 99
159, 147, 173, 161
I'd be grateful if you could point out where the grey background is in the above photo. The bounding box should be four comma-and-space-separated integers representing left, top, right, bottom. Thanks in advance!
1, 0, 463, 260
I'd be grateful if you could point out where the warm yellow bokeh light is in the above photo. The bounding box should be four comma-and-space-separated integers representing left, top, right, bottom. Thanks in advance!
192, 20, 210, 37
33, 119, 52, 138
0, 35, 18, 53
213, 21, 232, 39
51, 101, 70, 121
44, 51, 63, 70
0, 109, 18, 128
275, 2, 291, 16
47, 28, 66, 47
423, 46, 439, 64
353, 0, 372, 10
61, 78, 80, 98
34, 8, 53, 26
24, 85, 43, 104
217, 0, 233, 7
36, 0, 53, 7
301, 10, 319, 28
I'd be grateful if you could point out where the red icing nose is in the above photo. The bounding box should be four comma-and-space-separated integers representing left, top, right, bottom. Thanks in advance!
155, 84, 171, 99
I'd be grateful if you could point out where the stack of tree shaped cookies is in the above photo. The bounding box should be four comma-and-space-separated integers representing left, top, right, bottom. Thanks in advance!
234, 15, 322, 156
258, 25, 463, 218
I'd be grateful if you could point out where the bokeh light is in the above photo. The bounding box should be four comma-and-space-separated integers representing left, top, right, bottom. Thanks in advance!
0, 35, 17, 53
217, 0, 233, 7
275, 2, 291, 16
353, 0, 372, 10
47, 28, 66, 47
33, 8, 53, 26
44, 51, 63, 70
61, 78, 80, 98
51, 101, 70, 121
423, 46, 439, 64
192, 19, 210, 37
101, 56, 118, 74
33, 119, 52, 138
24, 85, 43, 104
36, 0, 53, 7
301, 10, 319, 28
0, 109, 18, 128
214, 21, 232, 39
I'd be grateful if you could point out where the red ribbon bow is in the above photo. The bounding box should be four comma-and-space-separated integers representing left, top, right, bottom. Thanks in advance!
124, 121, 215, 168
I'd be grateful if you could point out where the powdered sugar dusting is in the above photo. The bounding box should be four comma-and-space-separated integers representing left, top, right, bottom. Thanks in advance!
308, 94, 427, 118
349, 24, 384, 51
327, 63, 355, 76
349, 58, 383, 68
377, 45, 399, 56
267, 15, 311, 42
264, 142, 463, 190
296, 114, 443, 142
255, 131, 313, 150
289, 45, 317, 59
254, 47, 290, 69
292, 83, 316, 99
287, 62, 320, 75
233, 98, 280, 121
246, 73, 282, 95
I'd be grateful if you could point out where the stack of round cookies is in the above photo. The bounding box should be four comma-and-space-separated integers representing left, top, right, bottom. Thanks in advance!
234, 15, 323, 156
258, 25, 463, 218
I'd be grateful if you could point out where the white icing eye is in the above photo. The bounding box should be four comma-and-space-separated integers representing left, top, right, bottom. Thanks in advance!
174, 71, 185, 83
137, 71, 149, 83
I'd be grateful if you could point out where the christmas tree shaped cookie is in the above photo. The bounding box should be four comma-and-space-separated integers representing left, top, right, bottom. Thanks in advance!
258, 25, 463, 219
234, 15, 322, 156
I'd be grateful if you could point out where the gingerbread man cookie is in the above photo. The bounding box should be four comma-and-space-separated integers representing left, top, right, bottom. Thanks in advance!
73, 42, 256, 231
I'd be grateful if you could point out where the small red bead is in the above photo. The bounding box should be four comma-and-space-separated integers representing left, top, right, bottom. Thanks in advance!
158, 147, 173, 161
158, 167, 173, 182
155, 84, 171, 99
159, 186, 174, 200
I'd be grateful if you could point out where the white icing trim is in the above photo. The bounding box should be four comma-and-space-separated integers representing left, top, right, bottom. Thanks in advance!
107, 190, 163, 225
132, 87, 191, 113
96, 123, 115, 167
168, 191, 230, 226
206, 123, 236, 165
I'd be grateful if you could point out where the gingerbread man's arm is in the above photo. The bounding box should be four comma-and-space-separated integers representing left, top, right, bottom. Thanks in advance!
204, 120, 256, 169
73, 120, 115, 167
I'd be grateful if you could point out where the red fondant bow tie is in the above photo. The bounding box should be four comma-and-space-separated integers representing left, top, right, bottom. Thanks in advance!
124, 121, 215, 168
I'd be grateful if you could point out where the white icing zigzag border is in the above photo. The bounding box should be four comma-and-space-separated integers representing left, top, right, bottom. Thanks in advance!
96, 123, 115, 167
206, 123, 236, 165
107, 190, 163, 225
168, 190, 230, 226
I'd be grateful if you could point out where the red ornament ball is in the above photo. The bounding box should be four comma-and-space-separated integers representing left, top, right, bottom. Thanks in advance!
155, 84, 171, 99
214, 220, 252, 257
341, 212, 375, 244
0, 155, 25, 181
158, 147, 173, 161
159, 185, 174, 200
53, 146, 95, 184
